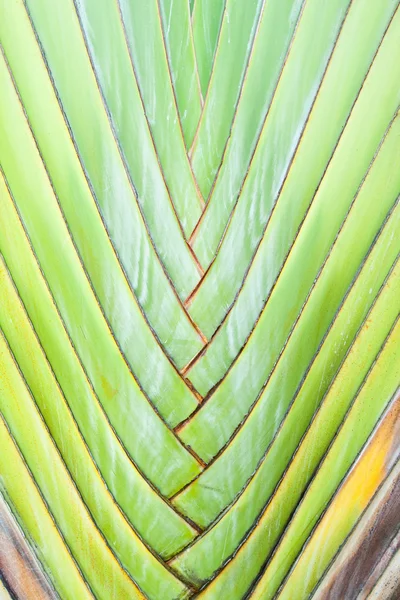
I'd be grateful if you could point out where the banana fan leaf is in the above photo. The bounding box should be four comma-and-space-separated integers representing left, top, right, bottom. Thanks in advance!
0, 0, 399, 598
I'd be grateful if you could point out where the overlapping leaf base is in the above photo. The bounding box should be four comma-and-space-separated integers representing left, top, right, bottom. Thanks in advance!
0, 0, 399, 598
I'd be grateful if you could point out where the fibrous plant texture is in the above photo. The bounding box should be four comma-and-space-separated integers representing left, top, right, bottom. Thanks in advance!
0, 0, 399, 598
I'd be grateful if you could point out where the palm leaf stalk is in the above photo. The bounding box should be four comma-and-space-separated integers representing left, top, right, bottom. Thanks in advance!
0, 0, 399, 598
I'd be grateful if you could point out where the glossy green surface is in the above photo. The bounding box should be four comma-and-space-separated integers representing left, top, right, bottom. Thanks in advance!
0, 332, 145, 600
0, 422, 93, 600
189, 0, 398, 338
191, 0, 225, 97
0, 255, 197, 564
278, 416, 400, 599
173, 181, 400, 526
252, 319, 400, 599
191, 0, 304, 260
1, 0, 204, 373
1, 0, 399, 597
27, 0, 201, 297
189, 0, 264, 199
191, 273, 400, 597
179, 13, 400, 461
188, 0, 398, 391
159, 0, 203, 148
170, 238, 400, 585
0, 174, 198, 553
0, 60, 202, 491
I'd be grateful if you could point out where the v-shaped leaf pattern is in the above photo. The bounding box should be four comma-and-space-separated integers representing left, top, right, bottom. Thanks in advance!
0, 0, 399, 598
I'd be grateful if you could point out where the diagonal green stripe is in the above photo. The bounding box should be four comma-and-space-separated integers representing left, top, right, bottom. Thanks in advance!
312, 461, 400, 600
0, 0, 204, 373
158, 0, 203, 149
0, 350, 145, 600
188, 0, 353, 335
0, 441, 93, 600
0, 491, 59, 600
77, 0, 204, 237
22, 0, 200, 299
0, 167, 201, 501
188, 0, 398, 393
191, 0, 226, 98
189, 0, 265, 199
277, 410, 400, 600
176, 270, 400, 594
250, 323, 400, 599
172, 156, 400, 526
169, 212, 400, 581
173, 245, 400, 579
191, 0, 304, 258
178, 19, 400, 462
0, 259, 192, 597
0, 254, 199, 561
0, 48, 201, 429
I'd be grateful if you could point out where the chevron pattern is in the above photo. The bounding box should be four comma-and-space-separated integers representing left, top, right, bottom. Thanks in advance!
0, 0, 400, 598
